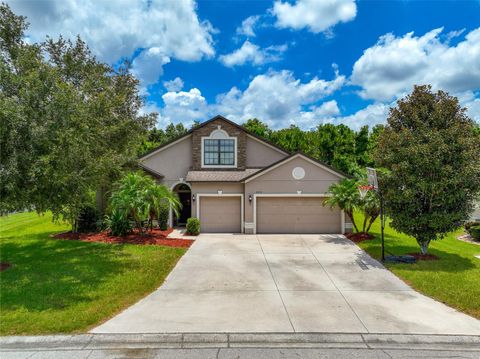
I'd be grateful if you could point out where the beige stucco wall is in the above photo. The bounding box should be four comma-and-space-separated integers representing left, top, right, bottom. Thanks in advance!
244, 156, 344, 225
140, 136, 192, 189
245, 136, 287, 168
191, 182, 244, 217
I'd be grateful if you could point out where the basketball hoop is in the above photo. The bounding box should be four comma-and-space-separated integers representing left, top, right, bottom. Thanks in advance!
366, 167, 378, 190
358, 185, 374, 199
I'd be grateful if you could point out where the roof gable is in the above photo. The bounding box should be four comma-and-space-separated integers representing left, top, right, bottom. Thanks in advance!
138, 115, 289, 161
243, 152, 347, 183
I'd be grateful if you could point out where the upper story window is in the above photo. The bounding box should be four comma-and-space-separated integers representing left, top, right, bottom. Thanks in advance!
204, 139, 235, 165
201, 127, 237, 168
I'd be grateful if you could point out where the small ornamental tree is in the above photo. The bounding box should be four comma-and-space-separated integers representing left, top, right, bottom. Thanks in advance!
375, 85, 480, 254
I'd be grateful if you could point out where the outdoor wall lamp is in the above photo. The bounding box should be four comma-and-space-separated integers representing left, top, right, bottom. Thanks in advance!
248, 194, 252, 203
192, 194, 195, 202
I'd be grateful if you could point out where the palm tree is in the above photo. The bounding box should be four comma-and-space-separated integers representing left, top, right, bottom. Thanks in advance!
145, 184, 181, 230
323, 178, 361, 233
362, 189, 380, 233
110, 172, 181, 233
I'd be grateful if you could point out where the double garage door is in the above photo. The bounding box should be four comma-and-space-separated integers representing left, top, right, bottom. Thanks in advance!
199, 195, 341, 234
257, 197, 341, 234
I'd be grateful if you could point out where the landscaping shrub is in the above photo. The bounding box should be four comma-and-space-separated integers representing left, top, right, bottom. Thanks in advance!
158, 202, 169, 231
465, 221, 480, 231
104, 209, 131, 236
468, 225, 480, 241
76, 205, 99, 233
186, 218, 200, 235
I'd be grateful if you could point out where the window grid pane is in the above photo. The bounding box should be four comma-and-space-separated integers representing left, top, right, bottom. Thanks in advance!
203, 139, 235, 166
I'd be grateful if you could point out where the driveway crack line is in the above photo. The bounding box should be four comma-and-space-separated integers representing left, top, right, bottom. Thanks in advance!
381, 348, 394, 358
302, 235, 370, 334
256, 235, 296, 333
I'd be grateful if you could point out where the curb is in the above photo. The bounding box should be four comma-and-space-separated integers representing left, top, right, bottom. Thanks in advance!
1, 333, 480, 351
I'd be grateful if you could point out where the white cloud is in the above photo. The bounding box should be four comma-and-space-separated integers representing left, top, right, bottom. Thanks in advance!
163, 77, 185, 92
219, 41, 287, 67
6, 0, 215, 88
131, 47, 170, 89
272, 0, 357, 33
157, 88, 208, 127
214, 69, 345, 128
330, 103, 390, 130
464, 98, 480, 123
7, 0, 214, 63
298, 100, 341, 127
236, 15, 260, 37
351, 27, 480, 101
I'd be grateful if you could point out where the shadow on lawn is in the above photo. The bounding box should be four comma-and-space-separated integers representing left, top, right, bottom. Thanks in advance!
0, 238, 135, 312
363, 233, 476, 273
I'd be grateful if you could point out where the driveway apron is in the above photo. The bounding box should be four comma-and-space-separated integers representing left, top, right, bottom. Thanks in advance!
92, 234, 480, 334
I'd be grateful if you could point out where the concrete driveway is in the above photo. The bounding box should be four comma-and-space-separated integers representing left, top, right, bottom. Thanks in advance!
93, 234, 480, 334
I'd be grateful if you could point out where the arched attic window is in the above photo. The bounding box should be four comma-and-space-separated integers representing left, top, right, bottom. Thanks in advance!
201, 126, 237, 168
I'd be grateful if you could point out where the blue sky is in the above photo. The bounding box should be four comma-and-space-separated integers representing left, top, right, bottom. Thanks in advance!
7, 0, 480, 130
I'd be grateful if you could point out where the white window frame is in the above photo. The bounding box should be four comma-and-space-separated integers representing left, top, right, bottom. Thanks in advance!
252, 193, 344, 235
201, 129, 237, 168
196, 193, 244, 233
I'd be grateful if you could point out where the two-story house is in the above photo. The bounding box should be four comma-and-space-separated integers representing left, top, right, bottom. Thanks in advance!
139, 115, 351, 234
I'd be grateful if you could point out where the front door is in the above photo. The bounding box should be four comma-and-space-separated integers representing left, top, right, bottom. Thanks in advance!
177, 192, 191, 225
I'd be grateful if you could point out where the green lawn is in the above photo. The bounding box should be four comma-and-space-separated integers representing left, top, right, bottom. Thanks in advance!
354, 212, 480, 319
0, 212, 186, 335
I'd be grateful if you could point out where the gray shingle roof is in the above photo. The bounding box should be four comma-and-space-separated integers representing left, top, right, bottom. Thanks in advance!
186, 168, 261, 182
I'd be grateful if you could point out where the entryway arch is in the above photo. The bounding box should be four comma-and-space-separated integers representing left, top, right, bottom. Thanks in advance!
171, 182, 192, 227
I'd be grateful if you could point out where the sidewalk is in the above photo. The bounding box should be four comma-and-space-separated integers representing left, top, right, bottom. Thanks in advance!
167, 228, 198, 240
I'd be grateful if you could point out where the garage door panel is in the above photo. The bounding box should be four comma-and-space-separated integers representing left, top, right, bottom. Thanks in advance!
257, 197, 341, 234
200, 196, 241, 233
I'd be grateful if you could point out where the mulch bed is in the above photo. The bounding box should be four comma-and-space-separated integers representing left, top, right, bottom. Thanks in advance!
0, 262, 12, 271
346, 232, 375, 243
53, 228, 193, 248
407, 252, 439, 261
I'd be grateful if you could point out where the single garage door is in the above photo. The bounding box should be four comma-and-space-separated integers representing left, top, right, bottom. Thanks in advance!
199, 196, 242, 233
257, 197, 341, 234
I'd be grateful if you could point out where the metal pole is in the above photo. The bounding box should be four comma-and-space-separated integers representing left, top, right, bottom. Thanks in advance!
380, 191, 385, 262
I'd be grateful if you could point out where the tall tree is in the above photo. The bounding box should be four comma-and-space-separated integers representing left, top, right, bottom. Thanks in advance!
139, 123, 188, 155
375, 85, 480, 254
242, 118, 272, 138
270, 125, 311, 154
0, 4, 153, 225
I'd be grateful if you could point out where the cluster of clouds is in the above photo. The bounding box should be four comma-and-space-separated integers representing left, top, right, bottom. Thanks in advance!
7, 0, 480, 129
222, 0, 357, 67
156, 25, 480, 129
146, 69, 346, 128
8, 0, 215, 91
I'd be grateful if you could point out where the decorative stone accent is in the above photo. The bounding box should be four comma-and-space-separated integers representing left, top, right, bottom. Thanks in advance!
191, 118, 246, 170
